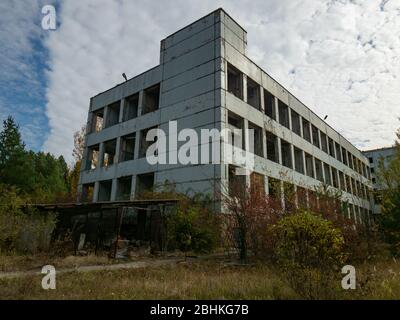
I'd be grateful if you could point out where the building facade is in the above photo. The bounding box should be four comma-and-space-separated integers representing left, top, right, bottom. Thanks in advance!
79, 8, 373, 222
363, 146, 397, 215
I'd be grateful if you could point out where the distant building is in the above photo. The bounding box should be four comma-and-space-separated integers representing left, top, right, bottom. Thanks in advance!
363, 146, 398, 214
79, 8, 373, 223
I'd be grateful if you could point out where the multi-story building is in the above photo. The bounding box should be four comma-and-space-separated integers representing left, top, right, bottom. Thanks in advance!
79, 8, 372, 222
363, 146, 398, 215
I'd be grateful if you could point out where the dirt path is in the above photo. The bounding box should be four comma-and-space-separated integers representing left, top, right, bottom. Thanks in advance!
0, 257, 186, 279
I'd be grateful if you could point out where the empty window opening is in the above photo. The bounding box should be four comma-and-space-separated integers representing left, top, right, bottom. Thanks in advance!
320, 132, 328, 153
136, 172, 154, 196
105, 101, 120, 128
250, 172, 265, 195
91, 109, 104, 133
98, 180, 112, 202
335, 142, 342, 162
117, 176, 132, 200
339, 171, 345, 191
305, 153, 314, 178
348, 152, 354, 170
266, 131, 279, 163
332, 168, 339, 188
142, 84, 160, 114
328, 138, 335, 157
281, 139, 292, 169
315, 159, 324, 182
123, 93, 139, 121
294, 147, 304, 174
264, 89, 276, 120
291, 110, 301, 136
86, 144, 99, 170
351, 178, 356, 196
342, 148, 348, 165
228, 165, 246, 197
268, 177, 281, 199
120, 133, 136, 162
227, 64, 243, 100
228, 112, 244, 149
324, 163, 331, 185
249, 122, 263, 157
345, 175, 352, 193
139, 126, 157, 158
82, 183, 94, 202
246, 77, 260, 110
312, 125, 320, 148
103, 139, 117, 167
278, 100, 290, 129
302, 119, 311, 142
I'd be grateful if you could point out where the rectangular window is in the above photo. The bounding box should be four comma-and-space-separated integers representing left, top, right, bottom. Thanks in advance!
342, 147, 348, 165
315, 158, 324, 182
116, 176, 132, 201
227, 64, 243, 99
102, 139, 117, 167
328, 138, 335, 157
98, 180, 112, 202
250, 172, 265, 195
228, 112, 244, 149
294, 146, 304, 174
324, 163, 331, 185
278, 100, 290, 129
266, 131, 279, 163
264, 89, 276, 120
335, 142, 342, 162
139, 126, 157, 158
105, 101, 120, 128
281, 139, 292, 169
136, 172, 154, 196
91, 109, 104, 133
246, 77, 261, 110
302, 119, 311, 142
86, 144, 99, 170
321, 132, 328, 153
119, 133, 136, 162
123, 93, 139, 121
305, 153, 314, 178
249, 122, 263, 157
229, 165, 246, 197
312, 125, 320, 148
339, 171, 345, 191
332, 168, 338, 188
142, 84, 160, 114
268, 177, 281, 199
291, 110, 301, 136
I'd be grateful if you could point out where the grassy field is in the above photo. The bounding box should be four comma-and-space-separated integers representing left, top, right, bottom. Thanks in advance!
1, 258, 400, 299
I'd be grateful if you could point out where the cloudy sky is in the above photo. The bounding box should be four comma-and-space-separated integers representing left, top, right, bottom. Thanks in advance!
1, 0, 399, 163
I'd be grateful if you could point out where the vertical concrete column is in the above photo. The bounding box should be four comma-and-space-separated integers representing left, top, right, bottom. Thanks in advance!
288, 108, 292, 131
137, 90, 144, 116
119, 99, 125, 123
110, 178, 118, 201
92, 181, 100, 203
302, 150, 307, 176
115, 137, 121, 164
130, 175, 137, 200
274, 97, 279, 123
277, 137, 282, 165
290, 144, 295, 170
134, 130, 140, 160
262, 130, 267, 159
242, 74, 247, 103
264, 175, 269, 195
102, 105, 109, 129
243, 118, 251, 186
312, 157, 317, 181
98, 142, 105, 169
299, 115, 304, 138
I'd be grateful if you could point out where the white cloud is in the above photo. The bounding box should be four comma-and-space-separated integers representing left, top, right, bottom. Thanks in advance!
43, 0, 400, 162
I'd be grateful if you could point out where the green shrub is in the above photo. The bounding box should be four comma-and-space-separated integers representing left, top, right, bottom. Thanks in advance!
271, 211, 345, 299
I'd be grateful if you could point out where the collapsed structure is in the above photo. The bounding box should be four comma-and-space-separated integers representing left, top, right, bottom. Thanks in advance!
78, 8, 373, 223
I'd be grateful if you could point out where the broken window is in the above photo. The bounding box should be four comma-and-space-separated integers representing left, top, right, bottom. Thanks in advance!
305, 152, 314, 178
335, 142, 342, 162
142, 84, 160, 114
98, 179, 112, 202
86, 144, 99, 170
264, 89, 276, 120
311, 125, 320, 148
266, 131, 279, 163
228, 165, 246, 197
328, 137, 335, 157
139, 126, 157, 158
119, 133, 136, 162
250, 172, 265, 195
102, 139, 117, 167
105, 101, 120, 128
332, 167, 339, 188
291, 110, 301, 136
123, 93, 139, 121
320, 132, 328, 153
249, 122, 263, 157
227, 64, 243, 100
294, 146, 304, 174
302, 118, 311, 143
315, 158, 324, 182
281, 139, 292, 169
324, 163, 331, 185
91, 109, 104, 133
246, 77, 260, 110
278, 100, 290, 129
339, 170, 345, 191
228, 112, 244, 149
136, 172, 154, 196
81, 183, 94, 202
117, 176, 132, 200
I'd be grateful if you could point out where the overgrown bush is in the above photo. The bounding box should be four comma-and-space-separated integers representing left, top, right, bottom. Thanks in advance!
0, 184, 57, 254
166, 196, 219, 254
271, 211, 345, 299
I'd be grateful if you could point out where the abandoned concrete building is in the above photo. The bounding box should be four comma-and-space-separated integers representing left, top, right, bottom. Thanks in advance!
78, 8, 373, 222
363, 146, 397, 215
